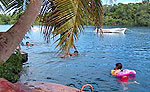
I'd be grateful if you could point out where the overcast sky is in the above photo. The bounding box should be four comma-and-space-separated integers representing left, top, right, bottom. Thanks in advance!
102, 0, 142, 4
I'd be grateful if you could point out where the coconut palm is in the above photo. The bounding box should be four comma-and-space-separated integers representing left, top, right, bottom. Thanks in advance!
0, 0, 104, 63
0, 0, 44, 63
40, 0, 103, 53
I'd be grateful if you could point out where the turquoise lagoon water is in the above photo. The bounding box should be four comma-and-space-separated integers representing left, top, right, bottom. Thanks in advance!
1, 25, 150, 92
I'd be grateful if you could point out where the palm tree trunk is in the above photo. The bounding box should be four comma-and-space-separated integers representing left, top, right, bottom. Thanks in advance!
0, 0, 44, 63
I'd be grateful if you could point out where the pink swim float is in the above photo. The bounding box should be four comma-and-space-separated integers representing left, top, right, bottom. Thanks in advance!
116, 69, 136, 77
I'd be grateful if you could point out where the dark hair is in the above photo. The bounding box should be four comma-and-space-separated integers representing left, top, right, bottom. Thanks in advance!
115, 63, 122, 70
26, 42, 29, 44
74, 51, 78, 53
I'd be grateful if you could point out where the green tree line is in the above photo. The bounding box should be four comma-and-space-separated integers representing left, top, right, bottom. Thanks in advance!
0, 3, 150, 27
0, 13, 40, 25
0, 14, 16, 24
103, 3, 150, 26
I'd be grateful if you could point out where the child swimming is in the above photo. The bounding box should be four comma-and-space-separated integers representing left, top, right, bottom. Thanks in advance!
111, 63, 139, 90
111, 63, 123, 76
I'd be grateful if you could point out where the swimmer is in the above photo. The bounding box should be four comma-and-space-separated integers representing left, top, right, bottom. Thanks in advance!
26, 42, 34, 46
111, 63, 123, 76
111, 63, 140, 91
61, 51, 78, 58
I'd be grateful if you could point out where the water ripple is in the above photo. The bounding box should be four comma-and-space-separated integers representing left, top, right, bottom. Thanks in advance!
19, 26, 150, 92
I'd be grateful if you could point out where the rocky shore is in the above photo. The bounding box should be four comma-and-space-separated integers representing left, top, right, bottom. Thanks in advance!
0, 78, 79, 92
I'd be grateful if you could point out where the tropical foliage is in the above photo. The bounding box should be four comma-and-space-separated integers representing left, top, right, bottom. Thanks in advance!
40, 0, 103, 53
0, 14, 20, 24
0, 1, 150, 54
0, 0, 104, 54
1, 2, 150, 27
0, 0, 29, 15
0, 51, 24, 82
103, 3, 150, 26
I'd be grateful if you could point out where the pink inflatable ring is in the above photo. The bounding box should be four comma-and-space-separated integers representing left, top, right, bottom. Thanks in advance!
115, 69, 136, 77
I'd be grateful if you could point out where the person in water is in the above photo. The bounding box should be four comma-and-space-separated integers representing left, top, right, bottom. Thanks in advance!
111, 63, 123, 76
111, 63, 139, 87
26, 42, 34, 46
61, 51, 78, 58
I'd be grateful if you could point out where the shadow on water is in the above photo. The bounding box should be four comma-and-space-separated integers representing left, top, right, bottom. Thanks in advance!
3, 25, 147, 92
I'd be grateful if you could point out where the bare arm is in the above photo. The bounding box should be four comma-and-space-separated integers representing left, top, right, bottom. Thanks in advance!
60, 53, 67, 58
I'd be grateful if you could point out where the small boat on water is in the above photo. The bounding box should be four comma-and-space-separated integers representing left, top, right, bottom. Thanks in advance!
95, 28, 127, 34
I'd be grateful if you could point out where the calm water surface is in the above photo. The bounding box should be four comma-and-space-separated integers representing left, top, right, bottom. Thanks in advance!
1, 25, 150, 92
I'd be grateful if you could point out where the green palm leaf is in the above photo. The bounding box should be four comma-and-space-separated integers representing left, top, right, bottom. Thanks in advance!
41, 0, 104, 54
0, 0, 104, 54
0, 0, 30, 15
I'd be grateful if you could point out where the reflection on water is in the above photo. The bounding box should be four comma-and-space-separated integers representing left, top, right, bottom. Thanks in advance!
1, 25, 150, 92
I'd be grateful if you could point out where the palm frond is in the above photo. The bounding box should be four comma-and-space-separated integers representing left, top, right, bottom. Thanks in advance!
0, 0, 9, 12
0, 0, 30, 15
41, 0, 104, 54
0, 0, 8, 7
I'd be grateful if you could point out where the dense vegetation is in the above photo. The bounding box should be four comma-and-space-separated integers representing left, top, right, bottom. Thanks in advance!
0, 13, 39, 25
0, 14, 19, 24
0, 3, 150, 27
0, 51, 25, 83
103, 3, 150, 26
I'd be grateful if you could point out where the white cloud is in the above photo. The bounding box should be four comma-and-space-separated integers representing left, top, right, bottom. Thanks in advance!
121, 1, 141, 4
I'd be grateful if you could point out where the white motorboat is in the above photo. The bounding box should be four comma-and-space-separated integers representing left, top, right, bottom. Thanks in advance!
95, 28, 127, 34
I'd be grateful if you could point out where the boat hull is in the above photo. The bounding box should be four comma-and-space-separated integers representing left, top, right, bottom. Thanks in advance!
95, 28, 127, 34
